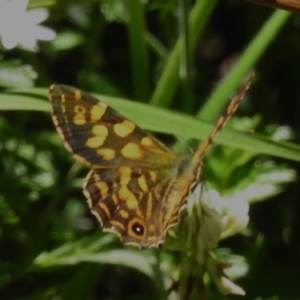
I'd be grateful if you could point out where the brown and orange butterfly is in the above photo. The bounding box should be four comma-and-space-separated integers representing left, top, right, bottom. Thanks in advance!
48, 78, 251, 248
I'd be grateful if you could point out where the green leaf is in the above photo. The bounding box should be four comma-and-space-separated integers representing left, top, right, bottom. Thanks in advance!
198, 10, 292, 121
50, 31, 84, 51
35, 238, 155, 278
1, 88, 300, 162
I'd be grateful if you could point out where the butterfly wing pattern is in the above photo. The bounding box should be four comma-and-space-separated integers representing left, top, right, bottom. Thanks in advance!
49, 78, 252, 248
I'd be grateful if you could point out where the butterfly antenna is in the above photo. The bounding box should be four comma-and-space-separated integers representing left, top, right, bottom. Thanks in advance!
192, 74, 254, 165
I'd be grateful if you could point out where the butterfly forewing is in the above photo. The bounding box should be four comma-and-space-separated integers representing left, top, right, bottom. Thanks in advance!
49, 85, 177, 169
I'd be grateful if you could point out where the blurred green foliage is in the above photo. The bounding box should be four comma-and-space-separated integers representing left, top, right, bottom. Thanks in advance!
1, 1, 300, 299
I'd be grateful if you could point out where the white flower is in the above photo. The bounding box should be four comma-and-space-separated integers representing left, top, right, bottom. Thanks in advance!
193, 185, 249, 240
220, 193, 249, 239
206, 254, 246, 296
0, 0, 56, 50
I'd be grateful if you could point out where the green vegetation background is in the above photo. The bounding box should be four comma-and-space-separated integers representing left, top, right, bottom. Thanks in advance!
1, 1, 300, 299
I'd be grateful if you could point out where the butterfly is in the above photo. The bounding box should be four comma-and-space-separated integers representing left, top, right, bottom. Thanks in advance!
48, 77, 252, 248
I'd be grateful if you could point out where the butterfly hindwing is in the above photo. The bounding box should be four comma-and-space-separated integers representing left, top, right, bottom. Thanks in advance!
83, 167, 173, 247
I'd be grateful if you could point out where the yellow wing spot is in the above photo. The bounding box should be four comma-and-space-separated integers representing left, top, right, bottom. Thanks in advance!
119, 186, 138, 209
111, 194, 119, 205
114, 120, 135, 138
61, 94, 66, 103
86, 136, 105, 148
138, 174, 148, 192
92, 124, 108, 136
119, 185, 130, 200
149, 170, 157, 182
119, 166, 132, 185
141, 137, 154, 147
96, 181, 109, 198
97, 148, 115, 161
126, 193, 139, 210
75, 90, 82, 101
110, 220, 126, 231
146, 192, 152, 220
93, 172, 101, 181
73, 105, 87, 125
119, 210, 129, 219
147, 236, 160, 241
90, 103, 107, 122
61, 104, 66, 113
148, 224, 155, 232
86, 125, 108, 148
73, 114, 86, 125
99, 202, 110, 218
121, 142, 142, 160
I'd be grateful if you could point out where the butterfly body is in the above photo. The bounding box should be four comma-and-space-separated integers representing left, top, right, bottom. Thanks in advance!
49, 80, 251, 248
